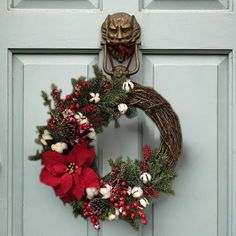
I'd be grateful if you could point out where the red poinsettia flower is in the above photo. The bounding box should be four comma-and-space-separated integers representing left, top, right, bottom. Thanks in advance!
40, 142, 99, 203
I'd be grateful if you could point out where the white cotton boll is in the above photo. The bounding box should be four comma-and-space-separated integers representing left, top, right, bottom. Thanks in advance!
87, 128, 96, 140
108, 214, 117, 221
131, 187, 143, 198
140, 172, 152, 184
99, 184, 112, 199
42, 130, 53, 140
40, 138, 47, 146
94, 224, 100, 230
86, 187, 98, 200
118, 103, 128, 114
61, 143, 67, 149
40, 130, 53, 146
51, 142, 68, 153
122, 80, 134, 92
115, 208, 120, 216
79, 117, 89, 124
127, 186, 132, 195
139, 198, 149, 208
74, 112, 84, 122
89, 92, 100, 103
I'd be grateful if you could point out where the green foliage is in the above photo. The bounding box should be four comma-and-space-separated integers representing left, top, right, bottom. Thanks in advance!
148, 152, 176, 194
41, 91, 51, 107
104, 151, 176, 196
28, 150, 42, 161
125, 106, 137, 119
70, 200, 84, 218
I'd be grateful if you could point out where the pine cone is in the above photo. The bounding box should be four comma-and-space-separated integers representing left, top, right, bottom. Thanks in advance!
57, 122, 77, 141
89, 198, 107, 216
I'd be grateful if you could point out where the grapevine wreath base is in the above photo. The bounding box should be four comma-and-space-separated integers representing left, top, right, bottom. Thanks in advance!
30, 65, 182, 230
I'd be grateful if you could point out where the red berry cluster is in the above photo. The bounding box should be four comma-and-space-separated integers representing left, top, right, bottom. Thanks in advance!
83, 202, 100, 229
84, 104, 97, 114
79, 123, 93, 131
103, 83, 110, 93
60, 81, 88, 112
46, 80, 98, 144
108, 181, 147, 225
48, 118, 57, 128
142, 145, 151, 172
51, 88, 61, 102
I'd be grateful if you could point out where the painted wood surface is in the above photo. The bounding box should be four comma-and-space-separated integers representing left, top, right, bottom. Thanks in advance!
0, 1, 236, 236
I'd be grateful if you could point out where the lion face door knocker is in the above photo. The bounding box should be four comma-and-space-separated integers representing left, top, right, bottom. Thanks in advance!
101, 12, 141, 76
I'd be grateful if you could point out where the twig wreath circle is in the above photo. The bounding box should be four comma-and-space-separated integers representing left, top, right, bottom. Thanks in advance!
30, 65, 182, 230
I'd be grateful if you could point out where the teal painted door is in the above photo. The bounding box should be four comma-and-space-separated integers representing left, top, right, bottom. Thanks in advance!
0, 1, 236, 236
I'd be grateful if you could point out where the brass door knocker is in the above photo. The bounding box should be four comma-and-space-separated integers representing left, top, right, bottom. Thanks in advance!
101, 12, 141, 76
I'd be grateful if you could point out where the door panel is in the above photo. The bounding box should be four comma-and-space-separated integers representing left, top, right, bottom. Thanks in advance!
142, 0, 229, 10
12, 54, 98, 236
10, 53, 230, 236
142, 55, 229, 236
1, 0, 236, 236
12, 0, 100, 9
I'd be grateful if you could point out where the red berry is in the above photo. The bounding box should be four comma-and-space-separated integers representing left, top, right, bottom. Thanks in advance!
91, 215, 98, 223
133, 201, 139, 207
121, 190, 127, 196
84, 212, 90, 217
122, 211, 128, 217
121, 181, 126, 186
137, 209, 143, 216
130, 212, 136, 219
71, 118, 77, 124
140, 213, 146, 219
82, 81, 88, 87
114, 203, 119, 208
142, 219, 147, 225
66, 95, 71, 100
114, 189, 120, 194
48, 118, 57, 125
119, 201, 125, 207
119, 197, 124, 201
72, 97, 77, 102
125, 205, 131, 211
74, 91, 80, 96
110, 196, 116, 202
70, 104, 75, 109
75, 103, 80, 109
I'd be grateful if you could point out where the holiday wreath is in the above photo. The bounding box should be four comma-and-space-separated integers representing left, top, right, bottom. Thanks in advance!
29, 65, 182, 230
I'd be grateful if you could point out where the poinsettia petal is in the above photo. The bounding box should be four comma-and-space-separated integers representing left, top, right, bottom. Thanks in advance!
83, 145, 95, 167
40, 168, 60, 186
54, 185, 64, 197
68, 142, 95, 167
54, 186, 75, 203
42, 150, 66, 167
74, 167, 82, 175
81, 167, 100, 189
60, 191, 75, 203
61, 173, 73, 194
52, 163, 67, 174
67, 151, 76, 163
72, 175, 85, 201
